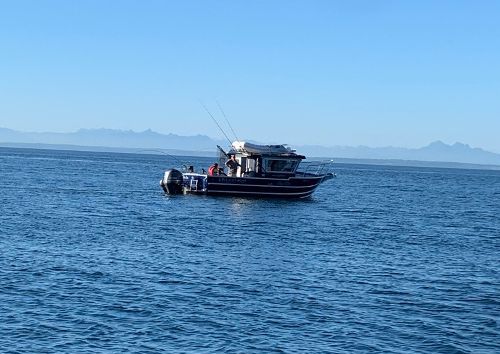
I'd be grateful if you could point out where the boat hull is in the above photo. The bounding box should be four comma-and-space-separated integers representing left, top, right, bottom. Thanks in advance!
205, 175, 324, 198
161, 172, 333, 199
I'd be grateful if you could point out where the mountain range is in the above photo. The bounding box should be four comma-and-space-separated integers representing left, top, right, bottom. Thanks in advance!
1, 127, 500, 167
296, 141, 500, 166
0, 127, 221, 152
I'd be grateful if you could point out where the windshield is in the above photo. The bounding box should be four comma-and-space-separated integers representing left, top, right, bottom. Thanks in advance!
265, 159, 299, 172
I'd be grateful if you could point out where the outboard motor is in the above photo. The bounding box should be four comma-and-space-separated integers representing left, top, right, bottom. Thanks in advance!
160, 169, 184, 194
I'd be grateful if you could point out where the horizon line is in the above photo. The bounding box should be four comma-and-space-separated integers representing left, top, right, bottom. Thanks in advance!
1, 126, 497, 153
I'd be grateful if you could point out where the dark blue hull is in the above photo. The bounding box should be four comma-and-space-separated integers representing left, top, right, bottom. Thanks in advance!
205, 175, 325, 198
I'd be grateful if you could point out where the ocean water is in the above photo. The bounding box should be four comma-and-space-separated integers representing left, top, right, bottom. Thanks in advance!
0, 147, 499, 354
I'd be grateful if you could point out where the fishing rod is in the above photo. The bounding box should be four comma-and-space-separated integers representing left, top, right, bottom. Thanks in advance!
199, 101, 233, 147
216, 145, 229, 158
216, 100, 240, 142
135, 149, 192, 169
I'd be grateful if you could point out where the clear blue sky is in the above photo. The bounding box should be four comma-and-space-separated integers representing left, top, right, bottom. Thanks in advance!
1, 0, 499, 151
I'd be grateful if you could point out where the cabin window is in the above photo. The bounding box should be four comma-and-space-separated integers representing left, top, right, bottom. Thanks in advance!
264, 159, 299, 172
246, 158, 256, 172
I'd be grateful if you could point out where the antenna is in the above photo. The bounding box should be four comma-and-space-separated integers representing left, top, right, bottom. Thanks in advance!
216, 100, 240, 142
199, 101, 233, 146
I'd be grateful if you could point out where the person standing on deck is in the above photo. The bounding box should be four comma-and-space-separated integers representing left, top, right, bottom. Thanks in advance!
225, 154, 240, 177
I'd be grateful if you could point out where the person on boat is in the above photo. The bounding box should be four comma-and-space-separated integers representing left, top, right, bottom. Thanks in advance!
225, 154, 240, 177
208, 163, 219, 176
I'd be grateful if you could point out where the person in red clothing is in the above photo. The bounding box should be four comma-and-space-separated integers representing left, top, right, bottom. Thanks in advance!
208, 163, 219, 176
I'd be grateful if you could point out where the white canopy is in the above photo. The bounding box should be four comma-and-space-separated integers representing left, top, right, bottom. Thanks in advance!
231, 141, 294, 155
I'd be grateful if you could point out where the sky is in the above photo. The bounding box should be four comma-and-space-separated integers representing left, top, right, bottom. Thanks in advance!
0, 0, 499, 152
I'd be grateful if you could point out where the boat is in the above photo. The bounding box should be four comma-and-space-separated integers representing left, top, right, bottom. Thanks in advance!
160, 141, 335, 199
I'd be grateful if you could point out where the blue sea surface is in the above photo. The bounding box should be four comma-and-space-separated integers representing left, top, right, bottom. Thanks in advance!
0, 147, 499, 353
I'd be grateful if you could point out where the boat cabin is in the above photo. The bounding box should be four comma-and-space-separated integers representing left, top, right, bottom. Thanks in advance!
220, 141, 305, 178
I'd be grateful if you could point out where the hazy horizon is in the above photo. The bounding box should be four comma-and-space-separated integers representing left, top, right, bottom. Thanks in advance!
1, 1, 499, 152
2, 125, 499, 153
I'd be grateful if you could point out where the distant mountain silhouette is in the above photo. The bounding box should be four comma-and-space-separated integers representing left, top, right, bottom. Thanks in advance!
1, 127, 500, 166
298, 140, 500, 165
0, 127, 225, 152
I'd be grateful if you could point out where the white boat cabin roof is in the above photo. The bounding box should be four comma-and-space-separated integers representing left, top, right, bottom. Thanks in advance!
229, 141, 305, 159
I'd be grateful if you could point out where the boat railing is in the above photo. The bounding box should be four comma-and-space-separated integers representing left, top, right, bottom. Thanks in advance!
295, 160, 335, 178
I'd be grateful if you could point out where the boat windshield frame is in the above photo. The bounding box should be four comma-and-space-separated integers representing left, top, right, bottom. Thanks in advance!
261, 156, 301, 174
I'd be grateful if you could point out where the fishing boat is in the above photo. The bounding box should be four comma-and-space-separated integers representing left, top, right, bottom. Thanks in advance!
160, 141, 334, 199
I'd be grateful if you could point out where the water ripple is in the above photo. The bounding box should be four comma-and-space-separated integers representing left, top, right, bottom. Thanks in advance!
1, 148, 499, 353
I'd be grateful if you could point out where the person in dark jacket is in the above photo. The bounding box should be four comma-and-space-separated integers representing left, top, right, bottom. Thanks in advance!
225, 154, 240, 177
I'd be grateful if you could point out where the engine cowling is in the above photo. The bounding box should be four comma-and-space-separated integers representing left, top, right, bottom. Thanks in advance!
160, 169, 184, 194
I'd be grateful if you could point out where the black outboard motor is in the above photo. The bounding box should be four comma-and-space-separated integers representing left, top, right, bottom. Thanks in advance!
160, 169, 184, 194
